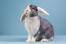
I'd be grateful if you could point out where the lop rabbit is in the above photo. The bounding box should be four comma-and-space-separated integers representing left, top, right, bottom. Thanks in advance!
20, 4, 54, 42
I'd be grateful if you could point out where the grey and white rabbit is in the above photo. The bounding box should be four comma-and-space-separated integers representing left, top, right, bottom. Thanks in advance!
20, 4, 54, 42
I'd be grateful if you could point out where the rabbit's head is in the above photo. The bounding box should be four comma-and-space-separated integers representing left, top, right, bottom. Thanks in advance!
20, 4, 49, 21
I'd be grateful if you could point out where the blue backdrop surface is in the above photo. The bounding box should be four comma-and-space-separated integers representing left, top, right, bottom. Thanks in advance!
0, 0, 66, 35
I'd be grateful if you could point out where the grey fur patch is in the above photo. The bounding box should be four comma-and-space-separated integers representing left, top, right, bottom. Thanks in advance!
34, 16, 54, 41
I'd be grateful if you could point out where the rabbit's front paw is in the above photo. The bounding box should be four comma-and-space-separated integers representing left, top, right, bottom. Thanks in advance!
26, 40, 34, 43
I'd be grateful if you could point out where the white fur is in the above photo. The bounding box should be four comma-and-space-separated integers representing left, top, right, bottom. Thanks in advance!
24, 5, 31, 16
38, 7, 49, 16
25, 16, 40, 42
20, 5, 31, 22
41, 39, 49, 42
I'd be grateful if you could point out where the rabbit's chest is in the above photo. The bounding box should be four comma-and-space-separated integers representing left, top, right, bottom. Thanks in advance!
25, 16, 40, 35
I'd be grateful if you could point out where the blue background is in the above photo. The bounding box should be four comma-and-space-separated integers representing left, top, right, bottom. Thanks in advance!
0, 0, 66, 35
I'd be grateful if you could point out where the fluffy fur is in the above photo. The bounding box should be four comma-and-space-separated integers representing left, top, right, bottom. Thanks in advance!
20, 4, 54, 42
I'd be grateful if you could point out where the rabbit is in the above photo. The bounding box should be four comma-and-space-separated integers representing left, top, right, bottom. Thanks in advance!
20, 4, 54, 42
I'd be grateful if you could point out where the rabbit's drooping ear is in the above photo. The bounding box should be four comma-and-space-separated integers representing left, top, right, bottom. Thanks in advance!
20, 14, 26, 22
37, 7, 49, 16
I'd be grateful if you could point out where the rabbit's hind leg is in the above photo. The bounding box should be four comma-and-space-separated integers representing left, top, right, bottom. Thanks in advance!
41, 39, 49, 42
40, 36, 54, 42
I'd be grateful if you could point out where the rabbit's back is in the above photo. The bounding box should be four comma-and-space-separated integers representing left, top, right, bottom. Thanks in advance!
34, 16, 54, 41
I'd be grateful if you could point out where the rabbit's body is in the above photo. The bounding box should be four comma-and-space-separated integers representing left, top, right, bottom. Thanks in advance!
25, 16, 54, 41
25, 16, 40, 36
20, 4, 54, 42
